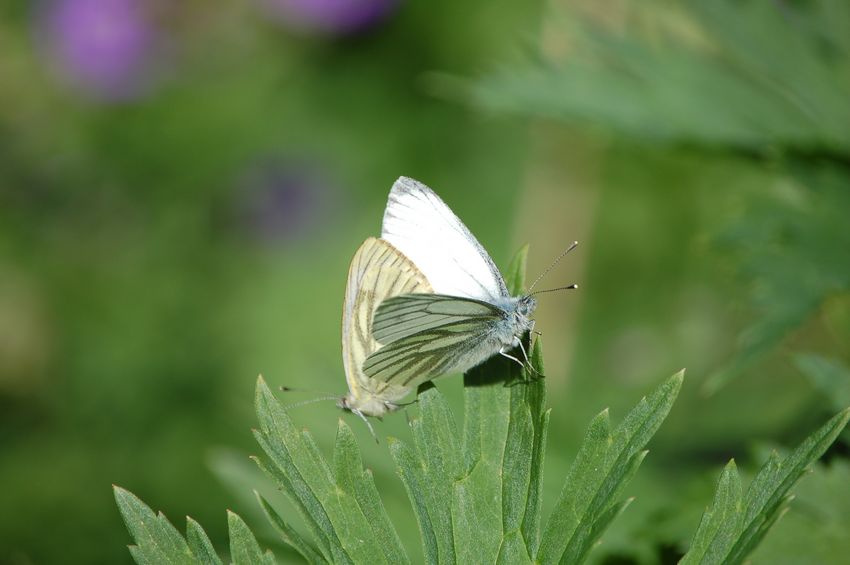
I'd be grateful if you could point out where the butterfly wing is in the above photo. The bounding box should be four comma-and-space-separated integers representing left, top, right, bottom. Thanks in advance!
381, 176, 509, 302
371, 293, 501, 344
342, 237, 432, 405
362, 295, 503, 388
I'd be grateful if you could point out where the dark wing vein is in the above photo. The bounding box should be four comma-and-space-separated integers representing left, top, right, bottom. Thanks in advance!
363, 318, 494, 388
372, 294, 501, 345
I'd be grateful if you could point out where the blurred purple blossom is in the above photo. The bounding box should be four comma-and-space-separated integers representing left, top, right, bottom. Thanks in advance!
257, 0, 400, 36
235, 159, 339, 246
39, 0, 155, 101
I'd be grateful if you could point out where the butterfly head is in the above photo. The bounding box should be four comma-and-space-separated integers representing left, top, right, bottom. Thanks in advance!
516, 294, 537, 318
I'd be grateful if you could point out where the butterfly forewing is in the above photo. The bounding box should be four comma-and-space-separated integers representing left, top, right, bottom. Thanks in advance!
372, 293, 502, 345
363, 295, 503, 388
382, 177, 509, 302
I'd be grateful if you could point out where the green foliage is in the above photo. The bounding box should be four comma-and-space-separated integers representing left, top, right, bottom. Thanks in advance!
253, 379, 407, 564
114, 248, 683, 564
751, 459, 850, 564
114, 486, 222, 564
228, 512, 276, 565
469, 0, 850, 398
681, 408, 850, 564
470, 0, 850, 150
705, 163, 850, 392
114, 249, 848, 564
794, 353, 850, 413
538, 372, 683, 564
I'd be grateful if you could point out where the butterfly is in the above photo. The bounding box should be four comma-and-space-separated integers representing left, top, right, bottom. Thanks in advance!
339, 176, 576, 422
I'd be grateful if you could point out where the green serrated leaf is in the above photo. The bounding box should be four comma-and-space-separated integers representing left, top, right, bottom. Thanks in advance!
748, 459, 850, 563
680, 408, 850, 564
724, 408, 850, 564
186, 517, 223, 565
388, 437, 439, 565
228, 511, 275, 565
332, 420, 409, 565
115, 487, 274, 565
256, 493, 325, 565
537, 370, 684, 565
114, 486, 195, 565
523, 340, 549, 557
411, 383, 459, 565
384, 246, 546, 565
252, 376, 405, 565
680, 460, 743, 565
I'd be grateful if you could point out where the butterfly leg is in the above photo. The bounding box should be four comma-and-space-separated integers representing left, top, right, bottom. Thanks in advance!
352, 408, 379, 443
499, 346, 525, 370
515, 337, 544, 379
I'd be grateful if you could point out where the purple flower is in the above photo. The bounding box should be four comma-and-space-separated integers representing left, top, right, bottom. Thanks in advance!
39, 0, 155, 101
257, 0, 400, 35
235, 159, 338, 245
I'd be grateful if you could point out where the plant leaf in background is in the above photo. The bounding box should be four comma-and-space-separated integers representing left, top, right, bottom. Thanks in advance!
470, 0, 850, 151
794, 353, 850, 414
680, 408, 850, 564
468, 0, 850, 396
705, 162, 850, 392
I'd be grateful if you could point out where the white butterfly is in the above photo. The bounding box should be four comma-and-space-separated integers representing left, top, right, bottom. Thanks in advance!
339, 176, 576, 421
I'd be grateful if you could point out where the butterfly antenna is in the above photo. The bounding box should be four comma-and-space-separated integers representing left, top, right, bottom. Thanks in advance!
283, 396, 340, 410
280, 385, 336, 396
530, 284, 578, 296
527, 241, 578, 293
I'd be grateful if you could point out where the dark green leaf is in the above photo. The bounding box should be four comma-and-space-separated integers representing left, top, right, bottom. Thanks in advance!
679, 460, 743, 565
228, 511, 275, 565
680, 408, 850, 564
725, 408, 850, 564
537, 370, 684, 564
186, 517, 223, 565
114, 486, 195, 565
252, 377, 407, 564
256, 493, 325, 565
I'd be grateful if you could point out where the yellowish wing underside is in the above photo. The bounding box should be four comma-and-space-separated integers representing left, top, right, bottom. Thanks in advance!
341, 237, 432, 402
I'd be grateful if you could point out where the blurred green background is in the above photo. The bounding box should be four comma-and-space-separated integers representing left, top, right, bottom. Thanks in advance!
1, 0, 849, 563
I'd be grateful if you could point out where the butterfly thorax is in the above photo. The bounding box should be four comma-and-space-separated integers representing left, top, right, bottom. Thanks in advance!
465, 294, 535, 359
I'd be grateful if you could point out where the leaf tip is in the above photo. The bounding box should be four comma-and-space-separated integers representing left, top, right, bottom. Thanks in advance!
670, 369, 685, 387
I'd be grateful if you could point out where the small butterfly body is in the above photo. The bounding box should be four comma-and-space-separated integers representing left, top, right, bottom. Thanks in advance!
340, 177, 539, 419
